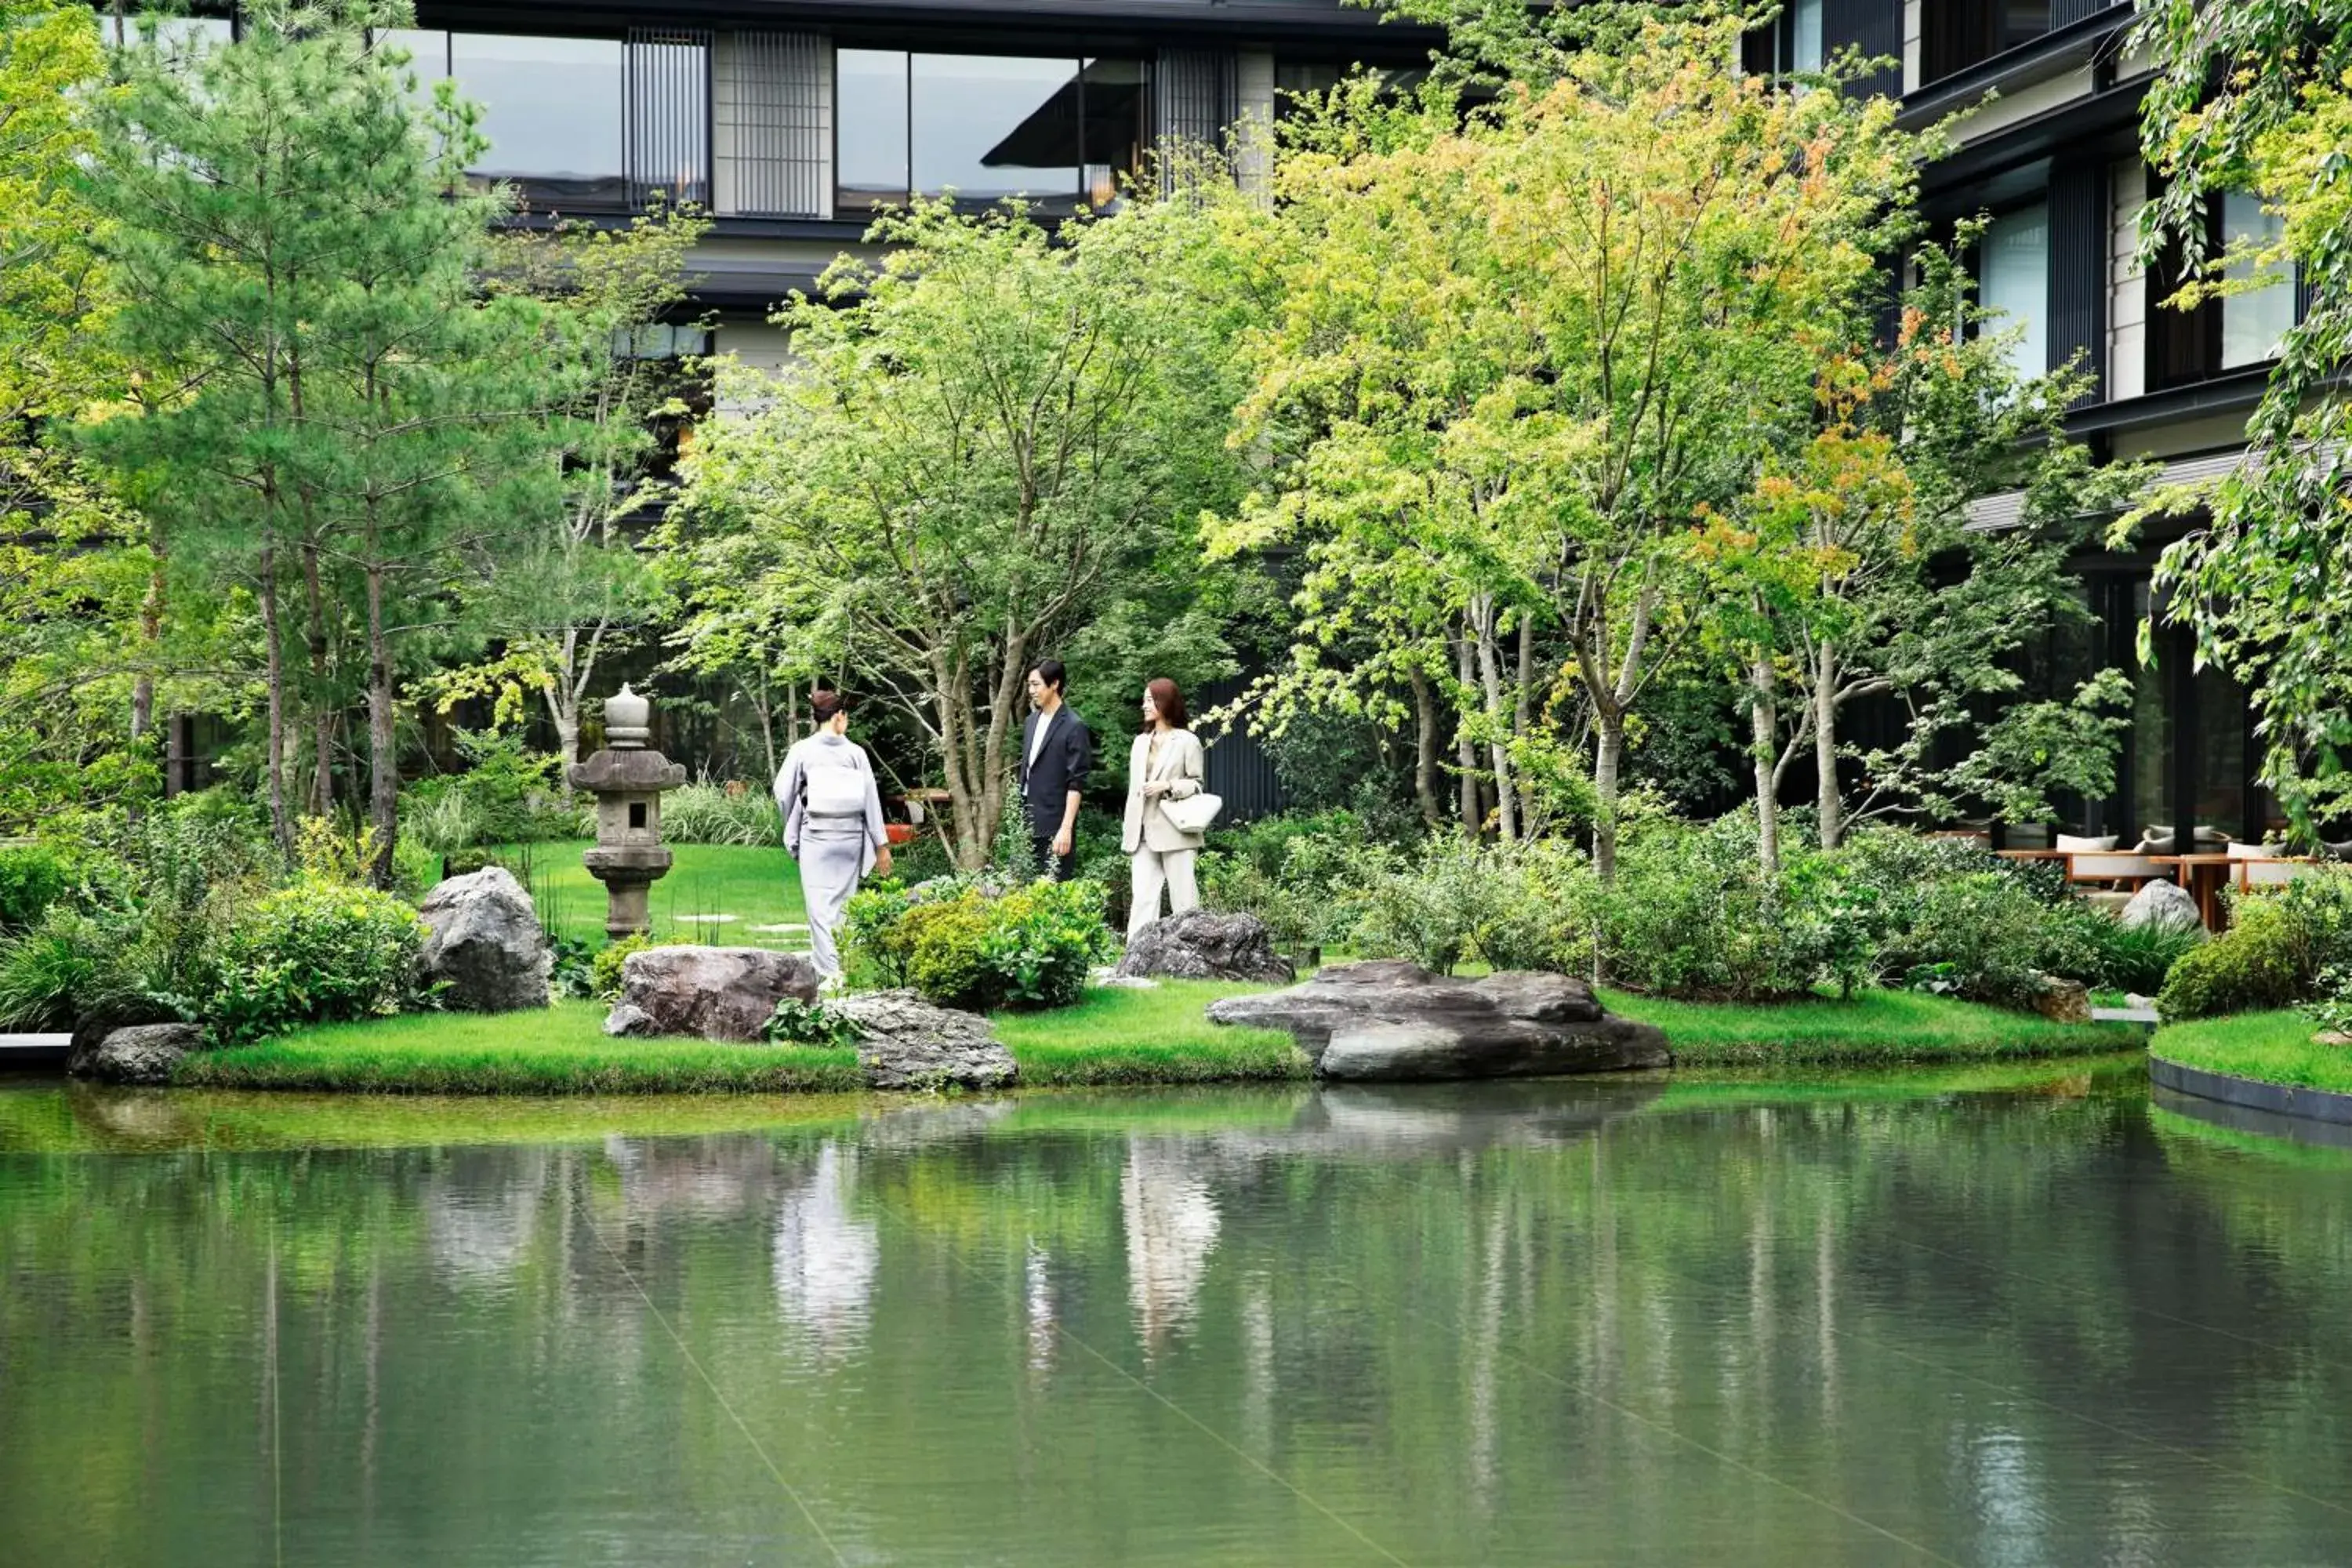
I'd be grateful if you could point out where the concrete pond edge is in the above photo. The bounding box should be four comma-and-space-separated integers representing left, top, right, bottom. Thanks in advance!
2149, 1054, 2352, 1130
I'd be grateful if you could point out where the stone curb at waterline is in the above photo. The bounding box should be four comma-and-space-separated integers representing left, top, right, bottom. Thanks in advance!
2149, 1054, 2352, 1130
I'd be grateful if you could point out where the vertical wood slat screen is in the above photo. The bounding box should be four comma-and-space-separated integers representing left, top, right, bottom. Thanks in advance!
626, 29, 712, 209
2048, 160, 2107, 400
1155, 48, 1236, 191
713, 32, 831, 220
1822, 0, 1903, 100
2049, 0, 2122, 27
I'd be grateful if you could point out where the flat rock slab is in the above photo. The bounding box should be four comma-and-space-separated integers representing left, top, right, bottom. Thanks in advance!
829, 991, 1018, 1091
608, 946, 820, 1042
419, 868, 553, 1013
1207, 960, 1670, 1083
1116, 910, 1297, 984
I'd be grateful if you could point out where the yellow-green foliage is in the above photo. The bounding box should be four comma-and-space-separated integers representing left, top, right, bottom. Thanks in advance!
2157, 900, 2304, 1021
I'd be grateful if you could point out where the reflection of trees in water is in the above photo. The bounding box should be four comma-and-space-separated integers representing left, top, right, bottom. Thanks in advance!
772, 1142, 879, 1353
11, 1081, 2352, 1561
1120, 1138, 1220, 1353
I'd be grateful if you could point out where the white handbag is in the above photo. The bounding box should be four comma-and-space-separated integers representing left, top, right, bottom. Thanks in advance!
1160, 790, 1223, 835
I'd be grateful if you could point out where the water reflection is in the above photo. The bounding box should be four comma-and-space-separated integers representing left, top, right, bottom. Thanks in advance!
5, 1068, 2352, 1566
772, 1142, 879, 1351
1120, 1137, 1221, 1352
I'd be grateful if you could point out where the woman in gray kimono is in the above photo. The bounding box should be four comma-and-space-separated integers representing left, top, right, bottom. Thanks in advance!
774, 691, 891, 982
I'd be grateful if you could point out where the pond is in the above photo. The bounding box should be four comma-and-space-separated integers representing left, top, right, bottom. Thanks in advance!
5, 1061, 2352, 1566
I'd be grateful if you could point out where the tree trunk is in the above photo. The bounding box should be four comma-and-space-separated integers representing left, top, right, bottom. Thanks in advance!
1592, 710, 1624, 884
1454, 632, 1480, 834
1749, 655, 1780, 877
258, 541, 290, 853
364, 564, 397, 887
1513, 615, 1537, 830
1472, 600, 1518, 842
1407, 665, 1443, 829
1813, 644, 1843, 851
302, 539, 333, 817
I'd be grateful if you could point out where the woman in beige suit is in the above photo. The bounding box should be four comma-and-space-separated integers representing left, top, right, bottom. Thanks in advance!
1122, 677, 1207, 939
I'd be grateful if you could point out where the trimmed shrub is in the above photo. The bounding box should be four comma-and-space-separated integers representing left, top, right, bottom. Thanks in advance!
205, 878, 430, 1045
848, 876, 1113, 1011
2158, 900, 2305, 1021
902, 895, 997, 1010
2156, 869, 2352, 1021
979, 880, 1115, 1009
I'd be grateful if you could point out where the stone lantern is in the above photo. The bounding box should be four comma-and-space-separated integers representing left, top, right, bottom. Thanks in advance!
568, 684, 687, 938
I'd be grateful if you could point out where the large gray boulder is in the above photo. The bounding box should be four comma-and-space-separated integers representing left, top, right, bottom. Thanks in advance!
2119, 878, 2203, 933
608, 945, 820, 1041
1207, 960, 1670, 1083
1116, 909, 1297, 984
67, 1022, 201, 1086
418, 868, 552, 1012
829, 990, 1018, 1091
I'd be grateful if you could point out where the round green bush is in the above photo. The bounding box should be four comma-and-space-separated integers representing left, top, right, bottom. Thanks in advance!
902, 895, 996, 1011
2156, 901, 2306, 1021
205, 878, 430, 1045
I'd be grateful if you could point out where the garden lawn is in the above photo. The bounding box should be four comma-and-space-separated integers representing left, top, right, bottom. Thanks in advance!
990, 982, 1307, 1086
1602, 987, 2143, 1066
2151, 1010, 2352, 1098
165, 978, 2143, 1095
179, 1003, 862, 1094
500, 841, 808, 951
176, 985, 1305, 1094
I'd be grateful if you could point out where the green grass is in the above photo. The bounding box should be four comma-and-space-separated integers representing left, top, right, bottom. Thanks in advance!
178, 1002, 862, 1094
1602, 986, 2145, 1065
1642, 1054, 2147, 1116
500, 840, 808, 950
159, 953, 2141, 1097
173, 985, 1303, 1096
2151, 1009, 2352, 1098
990, 982, 1308, 1086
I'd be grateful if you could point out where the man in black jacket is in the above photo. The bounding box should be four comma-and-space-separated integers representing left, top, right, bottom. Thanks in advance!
1018, 659, 1090, 880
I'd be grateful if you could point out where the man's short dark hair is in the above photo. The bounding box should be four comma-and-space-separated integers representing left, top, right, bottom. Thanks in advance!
1030, 659, 1066, 694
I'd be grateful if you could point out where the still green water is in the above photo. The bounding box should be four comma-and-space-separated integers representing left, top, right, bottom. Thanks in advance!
5, 1062, 2352, 1566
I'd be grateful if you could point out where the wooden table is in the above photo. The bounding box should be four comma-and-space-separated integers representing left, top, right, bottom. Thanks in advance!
2149, 854, 2235, 929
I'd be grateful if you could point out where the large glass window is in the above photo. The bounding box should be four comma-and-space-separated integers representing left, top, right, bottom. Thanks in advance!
1980, 202, 2049, 383
1922, 2, 2056, 85
913, 55, 1081, 210
1790, 0, 1824, 72
837, 48, 911, 210
451, 34, 625, 205
840, 52, 1146, 215
2220, 191, 2295, 369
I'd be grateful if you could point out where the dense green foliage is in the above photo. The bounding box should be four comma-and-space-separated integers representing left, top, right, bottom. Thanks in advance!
848, 877, 1116, 1011
2130, 0, 2352, 830
2157, 871, 2352, 1021
202, 878, 430, 1045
